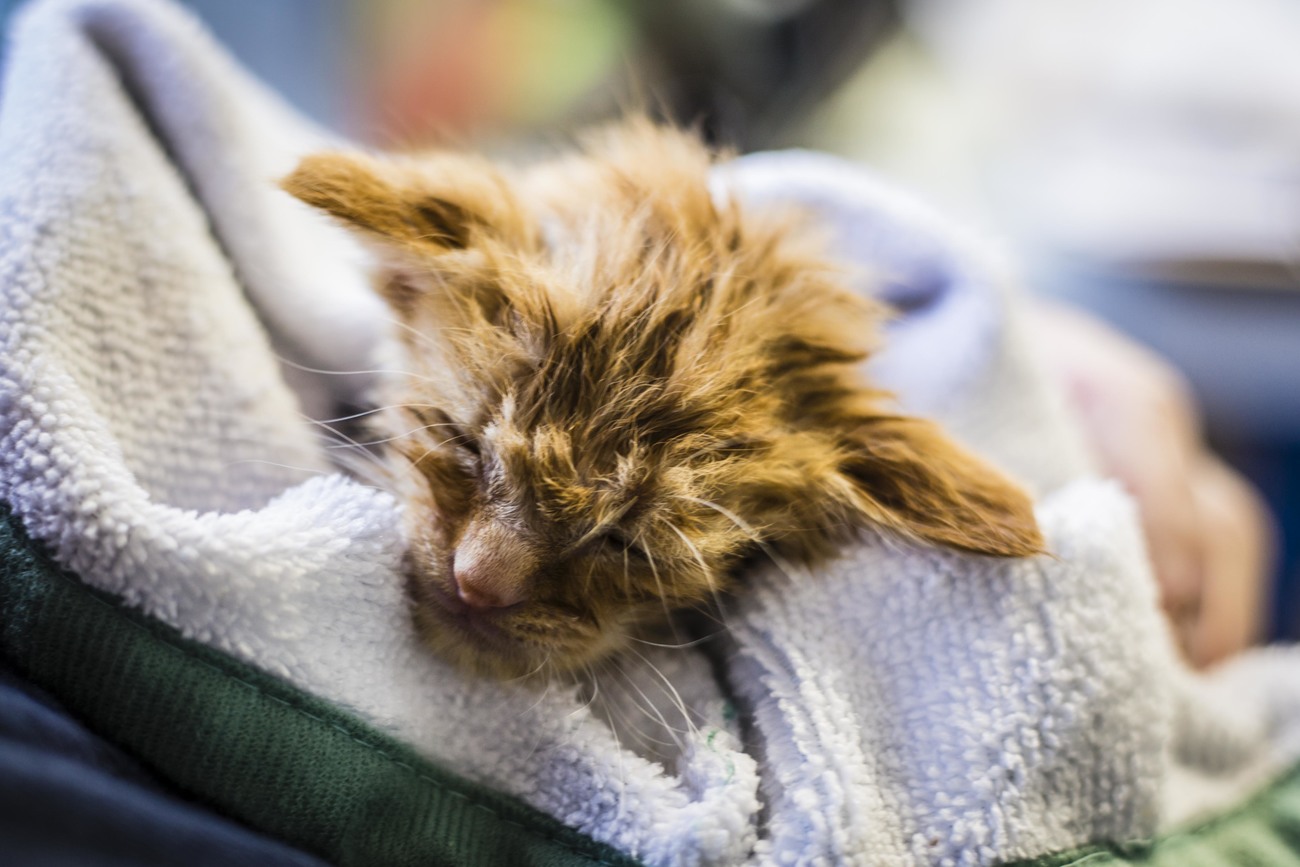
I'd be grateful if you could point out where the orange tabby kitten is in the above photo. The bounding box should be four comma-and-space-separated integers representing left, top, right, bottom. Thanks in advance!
283, 122, 1043, 680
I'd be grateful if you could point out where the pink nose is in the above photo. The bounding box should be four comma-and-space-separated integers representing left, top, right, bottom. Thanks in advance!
451, 518, 535, 610
454, 566, 525, 610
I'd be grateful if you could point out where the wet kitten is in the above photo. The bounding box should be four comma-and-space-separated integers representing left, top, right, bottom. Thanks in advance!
283, 121, 1043, 680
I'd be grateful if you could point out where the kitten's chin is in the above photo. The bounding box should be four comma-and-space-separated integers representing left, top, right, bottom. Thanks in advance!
414, 609, 543, 681
407, 588, 530, 680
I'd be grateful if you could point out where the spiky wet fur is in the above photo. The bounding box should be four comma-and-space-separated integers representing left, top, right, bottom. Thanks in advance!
283, 121, 1044, 680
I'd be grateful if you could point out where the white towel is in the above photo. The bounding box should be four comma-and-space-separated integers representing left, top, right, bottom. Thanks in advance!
2, 1, 1299, 865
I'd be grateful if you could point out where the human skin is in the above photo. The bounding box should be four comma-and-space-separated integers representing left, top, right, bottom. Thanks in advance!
1030, 303, 1275, 668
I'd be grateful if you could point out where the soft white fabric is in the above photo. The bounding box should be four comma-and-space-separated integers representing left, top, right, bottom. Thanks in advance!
1, 1, 1299, 865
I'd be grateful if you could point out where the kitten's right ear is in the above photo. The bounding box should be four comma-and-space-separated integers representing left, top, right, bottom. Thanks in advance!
837, 415, 1045, 558
280, 152, 532, 256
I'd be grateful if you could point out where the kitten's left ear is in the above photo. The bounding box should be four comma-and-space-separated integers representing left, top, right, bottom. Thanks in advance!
838, 415, 1044, 557
280, 151, 532, 255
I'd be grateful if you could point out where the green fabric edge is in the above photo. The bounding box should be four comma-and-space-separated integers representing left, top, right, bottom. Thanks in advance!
1000, 761, 1300, 866
0, 503, 645, 867
8, 495, 1300, 867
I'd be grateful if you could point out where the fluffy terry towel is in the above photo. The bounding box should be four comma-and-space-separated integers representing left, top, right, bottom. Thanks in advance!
2, 0, 1300, 865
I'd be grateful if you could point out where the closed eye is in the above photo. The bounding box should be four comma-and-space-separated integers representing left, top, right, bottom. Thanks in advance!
449, 426, 480, 458
603, 530, 648, 562
407, 406, 479, 457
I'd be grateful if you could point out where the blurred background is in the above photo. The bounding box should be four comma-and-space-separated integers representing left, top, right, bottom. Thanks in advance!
0, 0, 1296, 640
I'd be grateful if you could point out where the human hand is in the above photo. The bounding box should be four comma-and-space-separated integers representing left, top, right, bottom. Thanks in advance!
1030, 303, 1274, 667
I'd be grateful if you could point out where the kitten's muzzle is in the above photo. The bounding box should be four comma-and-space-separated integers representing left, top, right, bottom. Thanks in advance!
452, 516, 536, 610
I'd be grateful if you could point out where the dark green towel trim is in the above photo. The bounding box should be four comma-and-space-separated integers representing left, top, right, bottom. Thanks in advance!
0, 504, 644, 867
7, 499, 1300, 867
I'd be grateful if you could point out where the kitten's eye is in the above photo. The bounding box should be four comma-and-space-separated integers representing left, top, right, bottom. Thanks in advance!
603, 530, 648, 561
713, 436, 763, 457
408, 406, 479, 457
450, 426, 480, 458
408, 405, 450, 433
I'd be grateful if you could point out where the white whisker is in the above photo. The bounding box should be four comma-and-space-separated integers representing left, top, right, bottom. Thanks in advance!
636, 531, 691, 646
627, 632, 721, 650
663, 520, 733, 630
323, 423, 466, 450
677, 494, 809, 583
273, 353, 442, 386
302, 402, 442, 426
383, 315, 443, 354
605, 656, 693, 749
627, 645, 698, 740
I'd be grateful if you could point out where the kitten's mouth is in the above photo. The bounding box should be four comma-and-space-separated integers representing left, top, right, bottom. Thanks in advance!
408, 568, 603, 679
421, 580, 516, 644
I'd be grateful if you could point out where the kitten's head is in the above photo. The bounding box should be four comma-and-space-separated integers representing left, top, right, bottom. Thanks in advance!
284, 122, 1043, 680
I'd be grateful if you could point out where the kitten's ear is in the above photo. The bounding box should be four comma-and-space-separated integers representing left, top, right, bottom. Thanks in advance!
838, 416, 1044, 557
280, 151, 532, 255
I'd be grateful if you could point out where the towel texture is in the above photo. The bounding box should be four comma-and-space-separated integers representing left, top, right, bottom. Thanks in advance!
1, 1, 1299, 865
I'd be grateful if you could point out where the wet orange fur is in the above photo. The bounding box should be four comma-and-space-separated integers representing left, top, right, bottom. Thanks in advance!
283, 121, 1044, 680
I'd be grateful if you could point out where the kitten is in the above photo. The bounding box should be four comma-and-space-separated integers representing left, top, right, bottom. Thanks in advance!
282, 121, 1043, 681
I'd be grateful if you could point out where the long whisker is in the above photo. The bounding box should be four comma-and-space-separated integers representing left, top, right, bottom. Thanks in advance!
626, 632, 722, 650
514, 651, 556, 720
505, 648, 557, 685
605, 656, 692, 749
518, 657, 557, 767
596, 667, 678, 754
299, 419, 399, 480
572, 661, 602, 718
677, 494, 808, 583
327, 452, 393, 488
637, 531, 688, 646
662, 520, 733, 630
199, 419, 392, 487
404, 434, 475, 469
274, 353, 442, 386
595, 657, 631, 809
219, 457, 330, 477
302, 402, 443, 426
627, 645, 699, 740
323, 422, 465, 450
383, 315, 443, 355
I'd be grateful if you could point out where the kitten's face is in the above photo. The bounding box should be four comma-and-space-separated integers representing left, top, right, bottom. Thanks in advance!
389, 401, 775, 680
284, 122, 1043, 680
